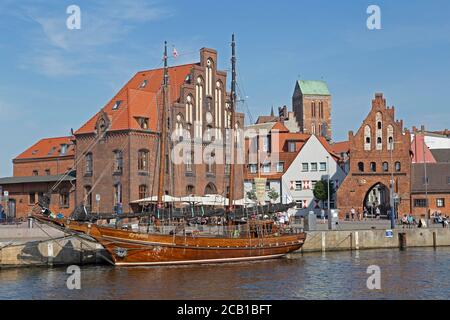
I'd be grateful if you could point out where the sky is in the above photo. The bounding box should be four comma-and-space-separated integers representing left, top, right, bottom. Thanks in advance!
0, 0, 449, 177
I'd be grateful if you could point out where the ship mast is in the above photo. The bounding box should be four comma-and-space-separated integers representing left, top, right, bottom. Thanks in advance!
227, 34, 237, 216
157, 41, 169, 209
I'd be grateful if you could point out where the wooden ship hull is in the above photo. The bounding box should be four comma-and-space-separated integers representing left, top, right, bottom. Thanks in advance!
88, 225, 305, 266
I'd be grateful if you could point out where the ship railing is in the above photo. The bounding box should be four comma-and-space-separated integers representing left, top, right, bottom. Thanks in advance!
132, 223, 304, 238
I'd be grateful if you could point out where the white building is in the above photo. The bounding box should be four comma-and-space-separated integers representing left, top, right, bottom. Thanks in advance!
244, 131, 346, 216
281, 135, 346, 216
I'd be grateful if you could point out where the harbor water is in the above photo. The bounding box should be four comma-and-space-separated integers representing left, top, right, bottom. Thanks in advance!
0, 248, 449, 300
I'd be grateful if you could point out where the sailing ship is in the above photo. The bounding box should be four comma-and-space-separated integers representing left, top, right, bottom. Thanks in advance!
31, 35, 306, 266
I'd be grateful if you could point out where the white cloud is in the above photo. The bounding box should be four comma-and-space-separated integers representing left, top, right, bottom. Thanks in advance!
18, 0, 172, 77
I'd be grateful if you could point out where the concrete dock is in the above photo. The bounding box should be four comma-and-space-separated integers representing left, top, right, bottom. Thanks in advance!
0, 224, 107, 268
1, 222, 450, 267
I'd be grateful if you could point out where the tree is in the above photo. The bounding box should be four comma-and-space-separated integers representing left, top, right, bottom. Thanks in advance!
246, 190, 257, 201
313, 180, 336, 209
267, 188, 279, 203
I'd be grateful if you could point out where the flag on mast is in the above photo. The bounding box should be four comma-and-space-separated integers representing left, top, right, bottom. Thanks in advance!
173, 46, 178, 59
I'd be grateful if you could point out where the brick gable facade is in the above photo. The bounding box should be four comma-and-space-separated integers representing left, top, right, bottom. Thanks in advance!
337, 93, 412, 218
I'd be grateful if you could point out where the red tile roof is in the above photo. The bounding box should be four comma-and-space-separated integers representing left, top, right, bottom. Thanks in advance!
15, 136, 74, 160
330, 140, 350, 154
75, 63, 197, 135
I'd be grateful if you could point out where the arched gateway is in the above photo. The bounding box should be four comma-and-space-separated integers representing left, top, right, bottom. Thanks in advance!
363, 182, 390, 218
337, 93, 411, 218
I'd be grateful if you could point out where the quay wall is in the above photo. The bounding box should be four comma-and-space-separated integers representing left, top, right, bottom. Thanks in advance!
299, 228, 450, 253
0, 237, 107, 268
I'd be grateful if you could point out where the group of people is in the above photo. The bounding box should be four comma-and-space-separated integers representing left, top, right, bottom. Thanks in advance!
400, 214, 419, 228
275, 211, 290, 225
432, 212, 449, 228
347, 207, 381, 221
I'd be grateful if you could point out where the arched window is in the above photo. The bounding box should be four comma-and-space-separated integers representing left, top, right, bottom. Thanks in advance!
113, 150, 123, 173
311, 123, 316, 135
195, 77, 203, 138
206, 59, 213, 96
138, 149, 149, 171
235, 122, 242, 146
204, 182, 217, 195
364, 125, 371, 151
387, 125, 394, 150
376, 112, 382, 150
206, 152, 215, 175
395, 162, 401, 172
370, 162, 377, 172
358, 162, 364, 172
215, 81, 222, 131
84, 186, 92, 208
383, 162, 389, 172
205, 125, 213, 142
138, 185, 148, 200
185, 95, 193, 124
114, 183, 122, 205
176, 114, 184, 141
186, 185, 195, 196
85, 153, 93, 175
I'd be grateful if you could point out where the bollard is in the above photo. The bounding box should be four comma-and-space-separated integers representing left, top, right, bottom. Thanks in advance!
398, 232, 407, 250
321, 232, 326, 252
433, 231, 437, 248
349, 233, 353, 251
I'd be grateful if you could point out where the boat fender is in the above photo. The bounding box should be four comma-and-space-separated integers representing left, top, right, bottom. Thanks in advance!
115, 247, 128, 258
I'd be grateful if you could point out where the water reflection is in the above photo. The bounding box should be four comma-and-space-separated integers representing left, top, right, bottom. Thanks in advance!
0, 248, 449, 300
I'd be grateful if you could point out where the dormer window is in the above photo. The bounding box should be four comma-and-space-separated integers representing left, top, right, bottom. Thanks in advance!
60, 144, 68, 155
48, 147, 57, 156
139, 80, 148, 88
137, 117, 149, 129
112, 100, 122, 110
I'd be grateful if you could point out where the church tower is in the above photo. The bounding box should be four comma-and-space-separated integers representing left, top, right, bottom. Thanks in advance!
292, 80, 332, 140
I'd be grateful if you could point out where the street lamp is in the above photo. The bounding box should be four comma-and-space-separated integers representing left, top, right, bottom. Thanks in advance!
389, 139, 396, 229
421, 126, 430, 224
326, 155, 330, 222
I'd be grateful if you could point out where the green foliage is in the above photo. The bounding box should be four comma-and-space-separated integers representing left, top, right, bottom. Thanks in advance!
267, 188, 279, 202
313, 180, 336, 204
247, 190, 257, 201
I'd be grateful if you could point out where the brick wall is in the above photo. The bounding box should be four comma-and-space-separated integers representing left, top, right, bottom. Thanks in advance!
13, 157, 74, 177
411, 193, 450, 216
1, 180, 75, 219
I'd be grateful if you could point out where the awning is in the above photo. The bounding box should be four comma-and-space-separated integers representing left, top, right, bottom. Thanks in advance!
0, 174, 76, 185
131, 194, 256, 207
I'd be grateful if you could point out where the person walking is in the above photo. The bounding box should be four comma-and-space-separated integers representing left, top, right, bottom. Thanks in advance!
0, 203, 4, 222
350, 207, 356, 221
363, 207, 368, 221
375, 207, 381, 220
